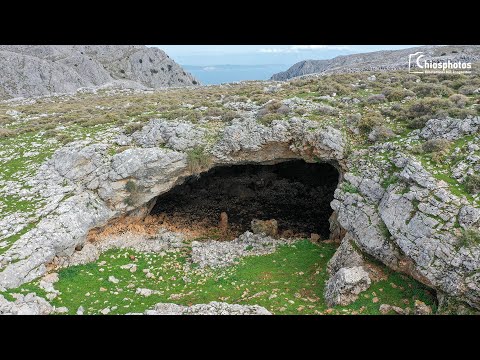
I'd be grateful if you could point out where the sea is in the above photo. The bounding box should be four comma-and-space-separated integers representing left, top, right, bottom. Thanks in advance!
182, 64, 288, 85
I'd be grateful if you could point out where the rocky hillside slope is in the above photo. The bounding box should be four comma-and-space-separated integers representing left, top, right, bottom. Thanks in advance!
0, 69, 479, 314
0, 45, 199, 99
271, 45, 480, 81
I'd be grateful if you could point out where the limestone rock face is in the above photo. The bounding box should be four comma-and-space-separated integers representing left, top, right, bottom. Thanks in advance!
420, 117, 480, 141
324, 266, 372, 306
331, 153, 480, 310
133, 301, 271, 315
0, 293, 53, 315
0, 45, 198, 99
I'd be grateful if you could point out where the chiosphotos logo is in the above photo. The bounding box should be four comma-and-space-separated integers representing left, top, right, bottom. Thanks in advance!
408, 52, 472, 74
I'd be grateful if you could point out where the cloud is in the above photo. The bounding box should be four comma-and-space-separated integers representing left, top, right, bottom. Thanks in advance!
258, 47, 292, 53
258, 45, 351, 53
290, 45, 351, 51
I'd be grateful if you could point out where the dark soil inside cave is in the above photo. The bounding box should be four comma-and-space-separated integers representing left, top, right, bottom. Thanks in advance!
150, 160, 340, 239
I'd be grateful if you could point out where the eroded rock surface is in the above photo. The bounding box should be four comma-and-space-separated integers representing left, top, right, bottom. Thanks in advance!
132, 301, 271, 315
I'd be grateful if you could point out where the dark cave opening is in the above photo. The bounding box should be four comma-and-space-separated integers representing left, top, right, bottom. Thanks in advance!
150, 160, 340, 239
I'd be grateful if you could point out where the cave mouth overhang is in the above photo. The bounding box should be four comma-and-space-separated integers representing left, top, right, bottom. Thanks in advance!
142, 158, 341, 240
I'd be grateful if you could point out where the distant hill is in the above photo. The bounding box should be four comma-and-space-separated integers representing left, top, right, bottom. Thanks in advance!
0, 45, 199, 99
271, 45, 480, 80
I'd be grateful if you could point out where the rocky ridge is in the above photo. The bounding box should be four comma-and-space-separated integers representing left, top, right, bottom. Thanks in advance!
271, 45, 480, 81
0, 45, 198, 99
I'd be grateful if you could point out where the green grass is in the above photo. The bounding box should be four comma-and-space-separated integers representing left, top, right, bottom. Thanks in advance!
1, 240, 437, 315
342, 182, 359, 194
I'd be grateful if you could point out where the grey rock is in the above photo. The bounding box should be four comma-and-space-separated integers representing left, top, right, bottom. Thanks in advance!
420, 117, 480, 141
324, 266, 371, 306
327, 234, 365, 275
131, 119, 206, 151
0, 293, 53, 315
458, 205, 480, 228
136, 301, 271, 315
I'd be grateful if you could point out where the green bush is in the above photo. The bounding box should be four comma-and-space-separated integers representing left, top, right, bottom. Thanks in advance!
422, 139, 451, 153
125, 180, 137, 193
56, 133, 74, 145
458, 85, 478, 95
411, 83, 454, 98
221, 110, 238, 122
124, 122, 144, 135
448, 94, 469, 108
458, 228, 480, 247
0, 128, 15, 138
257, 101, 290, 120
186, 146, 212, 174
422, 139, 451, 162
369, 125, 395, 142
464, 173, 480, 195
405, 98, 455, 129
258, 113, 280, 125
382, 87, 415, 102
357, 112, 384, 134
366, 94, 386, 104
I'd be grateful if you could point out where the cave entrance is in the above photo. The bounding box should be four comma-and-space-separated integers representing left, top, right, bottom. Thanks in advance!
149, 160, 340, 239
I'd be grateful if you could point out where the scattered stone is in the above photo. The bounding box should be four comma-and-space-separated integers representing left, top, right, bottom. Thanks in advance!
100, 307, 111, 315
108, 276, 119, 284
132, 301, 271, 315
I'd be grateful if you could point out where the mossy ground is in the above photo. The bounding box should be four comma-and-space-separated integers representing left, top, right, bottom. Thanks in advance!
1, 240, 437, 315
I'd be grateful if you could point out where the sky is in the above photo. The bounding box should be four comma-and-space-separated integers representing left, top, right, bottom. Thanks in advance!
150, 45, 418, 67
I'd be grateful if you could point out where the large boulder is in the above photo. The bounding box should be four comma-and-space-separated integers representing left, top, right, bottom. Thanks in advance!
324, 266, 372, 306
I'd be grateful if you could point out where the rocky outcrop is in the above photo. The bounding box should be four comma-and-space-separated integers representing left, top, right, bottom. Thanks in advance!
131, 301, 271, 315
0, 293, 53, 315
0, 111, 479, 312
324, 266, 371, 306
331, 152, 480, 310
271, 45, 480, 80
0, 117, 344, 290
0, 45, 198, 99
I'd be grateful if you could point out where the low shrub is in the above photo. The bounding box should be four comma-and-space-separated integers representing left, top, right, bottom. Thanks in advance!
448, 94, 469, 108
0, 128, 15, 138
186, 146, 212, 174
366, 94, 386, 104
124, 122, 144, 135
422, 138, 451, 161
368, 125, 395, 142
464, 173, 480, 195
382, 87, 416, 102
422, 138, 451, 153
357, 112, 384, 134
458, 227, 480, 247
221, 110, 238, 122
411, 83, 454, 98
